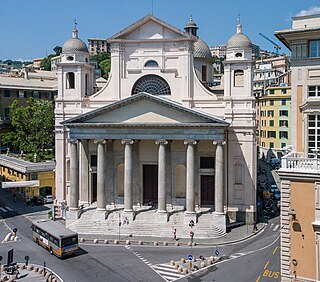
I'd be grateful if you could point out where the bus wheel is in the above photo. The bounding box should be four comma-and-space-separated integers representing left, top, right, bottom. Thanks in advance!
50, 248, 53, 255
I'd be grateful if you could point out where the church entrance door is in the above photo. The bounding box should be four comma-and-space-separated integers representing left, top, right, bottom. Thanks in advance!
201, 175, 214, 205
143, 164, 158, 204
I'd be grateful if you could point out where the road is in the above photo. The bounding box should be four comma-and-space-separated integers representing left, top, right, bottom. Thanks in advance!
0, 202, 280, 282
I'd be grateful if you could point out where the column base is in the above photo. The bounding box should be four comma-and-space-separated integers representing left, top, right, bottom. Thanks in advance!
79, 201, 90, 208
184, 212, 197, 225
156, 211, 168, 223
94, 209, 107, 221
213, 213, 226, 232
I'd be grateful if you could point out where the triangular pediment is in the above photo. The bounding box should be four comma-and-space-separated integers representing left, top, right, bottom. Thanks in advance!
108, 14, 191, 41
63, 93, 229, 127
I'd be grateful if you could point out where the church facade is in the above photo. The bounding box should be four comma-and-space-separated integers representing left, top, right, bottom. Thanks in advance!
55, 15, 257, 229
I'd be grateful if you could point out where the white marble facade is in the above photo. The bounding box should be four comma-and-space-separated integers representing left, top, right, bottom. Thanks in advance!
55, 15, 257, 224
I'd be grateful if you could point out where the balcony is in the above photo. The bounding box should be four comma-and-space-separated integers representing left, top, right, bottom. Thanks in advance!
280, 152, 320, 173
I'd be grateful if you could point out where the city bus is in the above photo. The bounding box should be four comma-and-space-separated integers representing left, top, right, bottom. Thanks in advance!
31, 219, 78, 258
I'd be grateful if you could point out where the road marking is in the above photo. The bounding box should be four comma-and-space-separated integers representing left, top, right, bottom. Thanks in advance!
0, 207, 8, 212
256, 276, 261, 282
5, 207, 13, 211
273, 246, 279, 255
273, 224, 279, 232
229, 252, 246, 259
270, 223, 274, 228
264, 261, 269, 270
152, 264, 186, 281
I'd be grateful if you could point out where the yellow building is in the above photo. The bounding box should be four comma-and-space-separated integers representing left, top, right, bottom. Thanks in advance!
275, 13, 320, 281
258, 85, 291, 158
0, 155, 55, 199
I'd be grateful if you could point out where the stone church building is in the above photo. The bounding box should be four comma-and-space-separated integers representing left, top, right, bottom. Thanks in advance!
55, 15, 256, 232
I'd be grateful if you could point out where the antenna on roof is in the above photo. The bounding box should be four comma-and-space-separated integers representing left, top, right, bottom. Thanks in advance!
151, 0, 154, 15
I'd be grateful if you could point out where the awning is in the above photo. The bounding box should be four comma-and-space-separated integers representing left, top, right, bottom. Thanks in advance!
1, 180, 40, 188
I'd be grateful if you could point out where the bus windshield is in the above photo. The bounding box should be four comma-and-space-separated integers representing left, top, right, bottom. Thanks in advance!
61, 236, 78, 247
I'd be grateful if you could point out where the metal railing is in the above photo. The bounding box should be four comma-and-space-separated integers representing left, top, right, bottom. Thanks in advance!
280, 152, 320, 173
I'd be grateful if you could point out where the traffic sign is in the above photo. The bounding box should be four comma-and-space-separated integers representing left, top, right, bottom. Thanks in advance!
188, 254, 193, 261
215, 249, 219, 256
13, 228, 17, 233
189, 231, 194, 238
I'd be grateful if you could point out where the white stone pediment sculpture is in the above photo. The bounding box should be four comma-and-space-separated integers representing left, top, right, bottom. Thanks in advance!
63, 92, 228, 127
108, 14, 191, 41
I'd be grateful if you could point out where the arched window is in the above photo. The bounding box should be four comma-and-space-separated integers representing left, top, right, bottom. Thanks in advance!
66, 72, 75, 89
234, 70, 244, 87
144, 60, 159, 68
131, 75, 171, 95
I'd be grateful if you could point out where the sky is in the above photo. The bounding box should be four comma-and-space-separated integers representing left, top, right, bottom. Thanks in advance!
1, 0, 320, 61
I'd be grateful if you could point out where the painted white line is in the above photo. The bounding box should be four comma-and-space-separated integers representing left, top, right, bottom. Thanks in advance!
0, 207, 7, 212
153, 269, 185, 278
5, 206, 13, 211
273, 224, 279, 232
270, 223, 274, 228
152, 265, 179, 272
157, 263, 177, 269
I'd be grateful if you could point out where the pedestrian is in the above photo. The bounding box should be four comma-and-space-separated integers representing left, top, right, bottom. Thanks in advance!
253, 221, 258, 232
173, 228, 177, 241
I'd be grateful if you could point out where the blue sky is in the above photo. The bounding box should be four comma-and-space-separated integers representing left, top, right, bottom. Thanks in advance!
1, 0, 320, 61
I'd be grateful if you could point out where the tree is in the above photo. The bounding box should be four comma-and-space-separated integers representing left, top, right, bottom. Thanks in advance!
53, 46, 62, 56
41, 46, 62, 71
2, 98, 55, 161
90, 51, 111, 79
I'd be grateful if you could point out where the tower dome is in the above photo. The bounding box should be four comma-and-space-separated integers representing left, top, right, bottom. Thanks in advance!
184, 16, 198, 37
194, 38, 212, 59
227, 19, 252, 49
62, 23, 88, 53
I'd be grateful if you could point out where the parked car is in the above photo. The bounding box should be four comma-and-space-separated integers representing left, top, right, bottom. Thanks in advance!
44, 195, 54, 204
34, 196, 45, 205
274, 190, 281, 200
270, 184, 278, 194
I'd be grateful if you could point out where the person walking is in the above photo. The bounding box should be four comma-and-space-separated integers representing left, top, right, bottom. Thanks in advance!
173, 228, 177, 241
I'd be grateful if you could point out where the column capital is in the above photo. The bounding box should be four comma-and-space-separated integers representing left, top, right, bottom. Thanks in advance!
68, 138, 78, 145
94, 139, 107, 144
155, 139, 168, 145
184, 139, 197, 146
213, 140, 226, 146
121, 139, 134, 145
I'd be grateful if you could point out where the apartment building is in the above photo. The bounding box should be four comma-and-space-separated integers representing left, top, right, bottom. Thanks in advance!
87, 38, 110, 55
275, 13, 320, 282
257, 85, 291, 158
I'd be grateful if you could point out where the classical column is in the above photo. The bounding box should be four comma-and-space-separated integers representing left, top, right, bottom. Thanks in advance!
121, 139, 134, 212
94, 139, 107, 211
214, 140, 225, 215
79, 140, 89, 206
156, 139, 168, 213
69, 139, 79, 210
184, 139, 197, 214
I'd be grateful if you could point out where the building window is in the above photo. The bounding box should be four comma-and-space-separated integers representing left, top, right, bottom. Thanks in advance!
90, 155, 97, 167
269, 89, 275, 95
269, 142, 274, 148
4, 90, 10, 97
309, 40, 320, 58
66, 72, 75, 89
281, 99, 286, 105
279, 131, 288, 139
234, 70, 244, 87
33, 91, 39, 98
308, 85, 320, 97
200, 157, 214, 169
281, 143, 286, 148
279, 110, 288, 117
267, 110, 274, 117
262, 142, 265, 147
308, 115, 320, 157
131, 75, 171, 96
202, 65, 207, 82
18, 91, 26, 98
281, 89, 287, 94
279, 120, 288, 127
270, 100, 274, 106
267, 131, 276, 138
270, 120, 274, 126
144, 60, 159, 68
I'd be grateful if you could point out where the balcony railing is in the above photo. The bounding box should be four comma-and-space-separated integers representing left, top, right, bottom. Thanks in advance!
280, 152, 320, 173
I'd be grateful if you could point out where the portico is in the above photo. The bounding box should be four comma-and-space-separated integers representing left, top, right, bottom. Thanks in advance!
64, 92, 228, 222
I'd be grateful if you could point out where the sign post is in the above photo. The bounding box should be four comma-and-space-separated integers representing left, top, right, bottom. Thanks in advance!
0, 255, 3, 281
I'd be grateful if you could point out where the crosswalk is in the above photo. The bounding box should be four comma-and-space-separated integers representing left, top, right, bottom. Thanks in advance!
0, 206, 13, 213
152, 263, 186, 282
270, 223, 280, 232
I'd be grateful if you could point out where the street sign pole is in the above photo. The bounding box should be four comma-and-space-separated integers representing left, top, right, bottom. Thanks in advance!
0, 255, 3, 281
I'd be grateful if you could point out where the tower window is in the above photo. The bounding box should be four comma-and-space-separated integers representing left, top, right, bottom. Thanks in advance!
235, 52, 243, 58
144, 60, 159, 68
67, 56, 74, 61
202, 65, 207, 82
234, 70, 244, 87
66, 72, 75, 89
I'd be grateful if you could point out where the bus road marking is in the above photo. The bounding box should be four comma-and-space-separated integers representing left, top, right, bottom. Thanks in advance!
272, 246, 279, 255
256, 276, 261, 282
264, 261, 269, 270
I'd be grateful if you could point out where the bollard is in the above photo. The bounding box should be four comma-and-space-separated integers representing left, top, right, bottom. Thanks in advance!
187, 242, 192, 246
138, 240, 143, 245
125, 240, 130, 245
209, 256, 214, 261
93, 239, 98, 244
178, 267, 183, 273
114, 239, 119, 244
207, 258, 213, 265
104, 239, 109, 244
153, 241, 158, 246
200, 261, 206, 268
27, 265, 34, 271
180, 258, 185, 264
175, 241, 180, 246
170, 260, 175, 266
79, 238, 85, 243
4, 233, 11, 242
33, 267, 39, 272
182, 268, 188, 274
163, 241, 168, 246
192, 242, 196, 246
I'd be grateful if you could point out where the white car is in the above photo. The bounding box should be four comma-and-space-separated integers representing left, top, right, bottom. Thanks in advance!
44, 195, 54, 204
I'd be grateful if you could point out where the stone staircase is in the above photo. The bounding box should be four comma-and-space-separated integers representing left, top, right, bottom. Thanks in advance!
67, 205, 227, 239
